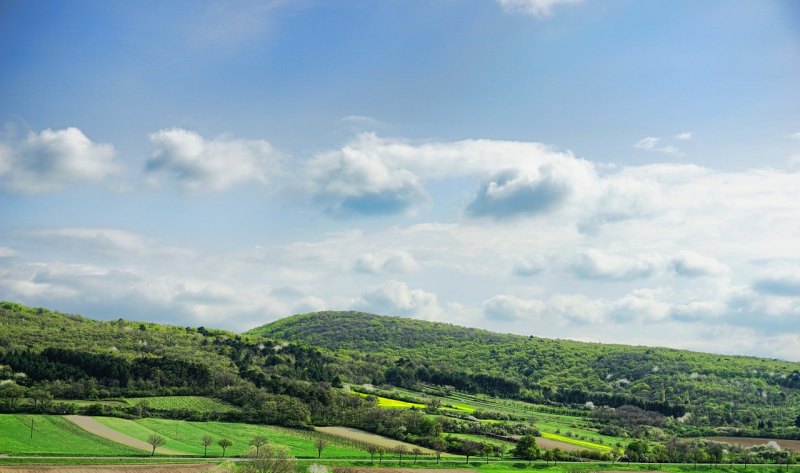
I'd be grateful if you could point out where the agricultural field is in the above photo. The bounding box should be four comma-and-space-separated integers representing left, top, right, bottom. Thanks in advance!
123, 396, 239, 413
704, 437, 800, 452
0, 414, 143, 456
353, 392, 426, 409
316, 426, 435, 453
372, 387, 628, 450
94, 417, 371, 458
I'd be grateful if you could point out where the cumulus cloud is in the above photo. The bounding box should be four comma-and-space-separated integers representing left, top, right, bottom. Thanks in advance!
483, 294, 544, 321
466, 167, 572, 219
303, 133, 587, 218
352, 280, 440, 318
571, 250, 659, 281
671, 251, 729, 277
353, 251, 419, 274
753, 274, 800, 297
674, 132, 693, 141
497, 0, 582, 17
0, 127, 119, 193
146, 128, 282, 192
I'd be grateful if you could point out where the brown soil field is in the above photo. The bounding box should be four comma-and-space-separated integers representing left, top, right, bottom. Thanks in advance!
705, 437, 800, 452
0, 465, 219, 473
535, 437, 586, 452
64, 416, 185, 455
315, 427, 435, 453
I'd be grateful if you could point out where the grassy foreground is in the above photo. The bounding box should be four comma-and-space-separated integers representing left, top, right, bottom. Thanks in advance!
0, 414, 143, 456
94, 417, 371, 458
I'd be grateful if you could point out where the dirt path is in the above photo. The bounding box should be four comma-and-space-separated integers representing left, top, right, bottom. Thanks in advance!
0, 466, 218, 473
63, 416, 185, 456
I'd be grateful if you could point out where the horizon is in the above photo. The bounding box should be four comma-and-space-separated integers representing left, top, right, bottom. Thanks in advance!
2, 0, 800, 361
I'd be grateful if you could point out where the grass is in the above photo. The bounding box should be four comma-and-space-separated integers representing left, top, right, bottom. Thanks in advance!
540, 432, 611, 451
124, 396, 239, 413
94, 417, 371, 458
0, 414, 144, 456
353, 392, 426, 409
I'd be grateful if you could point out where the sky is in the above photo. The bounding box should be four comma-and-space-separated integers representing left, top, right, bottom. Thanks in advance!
2, 0, 800, 360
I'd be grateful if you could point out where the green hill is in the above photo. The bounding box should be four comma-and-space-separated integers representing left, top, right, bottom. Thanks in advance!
248, 311, 800, 433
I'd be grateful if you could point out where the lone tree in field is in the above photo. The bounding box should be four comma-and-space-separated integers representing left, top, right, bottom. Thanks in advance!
512, 435, 540, 465
432, 438, 447, 464
218, 438, 233, 457
250, 435, 268, 455
314, 437, 328, 458
412, 447, 422, 464
147, 434, 166, 456
462, 440, 482, 464
202, 435, 213, 457
377, 446, 386, 464
483, 443, 493, 464
243, 444, 297, 473
366, 443, 380, 464
394, 445, 409, 465
497, 443, 507, 461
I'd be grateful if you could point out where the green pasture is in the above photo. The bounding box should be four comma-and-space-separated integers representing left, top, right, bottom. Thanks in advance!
94, 416, 371, 458
0, 414, 143, 456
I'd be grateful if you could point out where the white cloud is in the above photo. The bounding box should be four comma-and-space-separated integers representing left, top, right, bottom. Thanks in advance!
634, 136, 682, 156
483, 294, 544, 321
353, 251, 419, 274
497, 0, 583, 18
674, 132, 693, 141
352, 280, 440, 319
146, 128, 283, 192
671, 251, 729, 277
571, 250, 659, 281
0, 127, 119, 193
788, 132, 800, 140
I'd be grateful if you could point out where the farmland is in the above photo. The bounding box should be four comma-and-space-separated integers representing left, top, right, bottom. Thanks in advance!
94, 417, 371, 458
0, 415, 143, 456
123, 396, 239, 413
316, 426, 435, 453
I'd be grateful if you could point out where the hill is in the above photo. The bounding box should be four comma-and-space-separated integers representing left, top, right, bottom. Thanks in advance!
248, 311, 800, 433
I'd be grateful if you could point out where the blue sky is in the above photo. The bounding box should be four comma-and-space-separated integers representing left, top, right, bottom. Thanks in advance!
2, 0, 800, 360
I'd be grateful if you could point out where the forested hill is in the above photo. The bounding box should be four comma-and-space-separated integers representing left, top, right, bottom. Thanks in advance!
249, 311, 800, 428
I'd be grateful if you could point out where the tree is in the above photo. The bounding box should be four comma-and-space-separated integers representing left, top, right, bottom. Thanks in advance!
314, 437, 328, 458
483, 443, 493, 464
497, 443, 507, 461
425, 398, 442, 414
147, 434, 166, 456
250, 435, 268, 455
432, 438, 447, 464
0, 381, 24, 408
242, 444, 296, 473
412, 447, 422, 464
218, 438, 233, 457
366, 444, 380, 464
625, 440, 648, 463
512, 435, 540, 465
394, 445, 409, 465
377, 446, 386, 465
134, 399, 150, 418
542, 450, 554, 466
708, 443, 724, 466
29, 388, 53, 411
651, 444, 669, 467
202, 435, 213, 457
463, 440, 482, 464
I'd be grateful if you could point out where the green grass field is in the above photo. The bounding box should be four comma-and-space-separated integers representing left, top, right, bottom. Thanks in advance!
94, 417, 371, 458
0, 414, 144, 456
353, 391, 426, 409
124, 396, 239, 413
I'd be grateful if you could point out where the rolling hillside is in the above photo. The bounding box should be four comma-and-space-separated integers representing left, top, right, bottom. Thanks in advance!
248, 311, 800, 432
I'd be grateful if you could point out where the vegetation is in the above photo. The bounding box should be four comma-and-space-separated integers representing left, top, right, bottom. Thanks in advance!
2, 302, 800, 468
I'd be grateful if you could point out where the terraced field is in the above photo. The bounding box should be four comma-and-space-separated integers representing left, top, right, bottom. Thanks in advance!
123, 396, 238, 413
316, 426, 435, 453
0, 415, 143, 456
